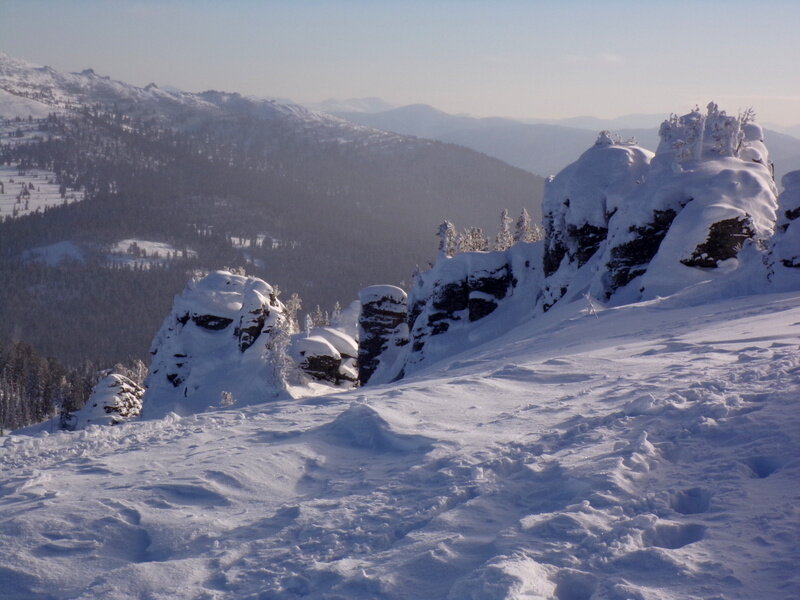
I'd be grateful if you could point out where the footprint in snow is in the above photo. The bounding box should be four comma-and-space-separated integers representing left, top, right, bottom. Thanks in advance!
643, 522, 706, 549
670, 488, 711, 514
743, 455, 786, 478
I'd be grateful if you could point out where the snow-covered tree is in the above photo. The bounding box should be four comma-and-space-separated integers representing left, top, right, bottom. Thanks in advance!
493, 209, 514, 250
284, 292, 302, 333
330, 301, 342, 326
514, 208, 542, 243
265, 315, 293, 393
459, 227, 489, 252
311, 305, 329, 327
437, 221, 458, 257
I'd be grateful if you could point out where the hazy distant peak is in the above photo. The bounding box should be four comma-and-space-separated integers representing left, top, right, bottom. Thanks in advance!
306, 97, 396, 114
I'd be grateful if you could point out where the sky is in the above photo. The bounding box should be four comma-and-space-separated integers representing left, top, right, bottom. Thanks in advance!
1, 0, 798, 125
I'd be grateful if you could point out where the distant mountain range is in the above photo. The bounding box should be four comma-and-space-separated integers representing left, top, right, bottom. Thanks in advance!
332, 102, 800, 185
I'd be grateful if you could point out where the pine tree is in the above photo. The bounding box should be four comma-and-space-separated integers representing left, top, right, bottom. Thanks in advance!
514, 208, 542, 243
437, 221, 458, 257
330, 301, 342, 327
459, 227, 489, 252
284, 293, 302, 334
304, 314, 313, 337
311, 305, 328, 327
265, 316, 293, 394
493, 209, 514, 250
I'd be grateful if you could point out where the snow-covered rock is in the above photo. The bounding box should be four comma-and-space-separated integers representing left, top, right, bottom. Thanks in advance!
289, 332, 358, 386
541, 132, 653, 309
536, 103, 780, 309
358, 285, 409, 385
68, 374, 144, 429
771, 170, 800, 268
599, 103, 778, 300
393, 242, 543, 380
144, 271, 289, 417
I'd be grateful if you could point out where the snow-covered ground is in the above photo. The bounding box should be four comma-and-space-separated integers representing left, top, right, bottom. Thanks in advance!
2, 289, 798, 600
0, 164, 83, 221
106, 239, 197, 268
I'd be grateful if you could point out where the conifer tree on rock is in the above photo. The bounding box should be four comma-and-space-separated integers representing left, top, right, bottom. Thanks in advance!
493, 209, 515, 251
437, 221, 458, 257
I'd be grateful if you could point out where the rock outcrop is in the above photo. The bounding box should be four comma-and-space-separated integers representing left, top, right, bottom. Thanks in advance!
534, 103, 778, 308
290, 328, 358, 385
769, 170, 800, 286
144, 271, 290, 416
69, 374, 144, 429
382, 243, 542, 382
358, 286, 408, 385
540, 132, 653, 309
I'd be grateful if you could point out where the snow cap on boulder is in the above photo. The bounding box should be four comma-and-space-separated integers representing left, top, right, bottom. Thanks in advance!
540, 132, 653, 309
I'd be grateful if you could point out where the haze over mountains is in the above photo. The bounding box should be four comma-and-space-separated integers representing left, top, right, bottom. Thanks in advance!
330, 101, 800, 187
0, 53, 542, 369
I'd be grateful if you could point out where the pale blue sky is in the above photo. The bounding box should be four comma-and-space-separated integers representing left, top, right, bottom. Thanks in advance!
2, 0, 798, 124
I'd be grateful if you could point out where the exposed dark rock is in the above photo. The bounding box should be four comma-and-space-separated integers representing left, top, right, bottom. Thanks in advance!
785, 206, 800, 222
358, 286, 408, 386
301, 354, 344, 383
543, 234, 567, 277
608, 208, 678, 292
681, 217, 755, 268
468, 265, 513, 300
468, 295, 498, 321
192, 314, 234, 330
431, 281, 469, 315
568, 223, 608, 266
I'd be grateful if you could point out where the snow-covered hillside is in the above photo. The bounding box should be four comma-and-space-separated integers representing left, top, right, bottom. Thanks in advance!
0, 52, 411, 151
2, 288, 798, 599
2, 101, 799, 599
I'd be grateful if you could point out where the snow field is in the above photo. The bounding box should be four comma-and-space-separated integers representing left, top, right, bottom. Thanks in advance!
0, 164, 83, 221
106, 239, 198, 269
1, 291, 798, 599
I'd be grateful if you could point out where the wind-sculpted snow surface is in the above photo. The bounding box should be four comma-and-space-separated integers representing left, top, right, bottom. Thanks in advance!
2, 291, 799, 599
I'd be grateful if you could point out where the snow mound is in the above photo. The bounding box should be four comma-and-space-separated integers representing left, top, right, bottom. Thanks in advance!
317, 404, 434, 452
447, 555, 556, 600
